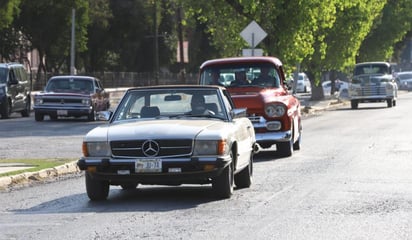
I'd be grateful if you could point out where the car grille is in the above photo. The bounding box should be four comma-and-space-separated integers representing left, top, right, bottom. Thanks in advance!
110, 139, 193, 158
248, 115, 262, 124
42, 97, 84, 105
358, 85, 387, 96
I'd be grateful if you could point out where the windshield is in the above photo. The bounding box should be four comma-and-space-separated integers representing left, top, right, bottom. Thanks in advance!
46, 78, 94, 93
0, 68, 8, 84
201, 63, 280, 88
397, 73, 412, 80
354, 64, 390, 76
112, 88, 227, 121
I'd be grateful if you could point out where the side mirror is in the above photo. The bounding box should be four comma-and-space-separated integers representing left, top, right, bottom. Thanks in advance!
230, 108, 247, 119
97, 111, 112, 121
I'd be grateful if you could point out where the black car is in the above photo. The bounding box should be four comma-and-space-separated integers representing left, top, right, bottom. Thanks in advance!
0, 63, 32, 119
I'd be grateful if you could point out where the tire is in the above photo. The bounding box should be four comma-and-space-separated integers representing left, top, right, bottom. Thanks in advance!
21, 98, 31, 117
0, 100, 10, 119
350, 100, 358, 109
234, 154, 253, 188
387, 99, 393, 108
293, 133, 301, 150
212, 159, 234, 199
88, 108, 96, 121
277, 140, 293, 157
34, 111, 44, 121
120, 183, 138, 190
393, 100, 396, 107
85, 172, 109, 201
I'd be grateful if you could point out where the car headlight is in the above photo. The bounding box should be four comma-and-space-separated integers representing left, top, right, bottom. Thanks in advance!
265, 104, 285, 117
82, 142, 111, 157
193, 140, 228, 156
34, 97, 43, 105
82, 98, 91, 105
386, 84, 394, 90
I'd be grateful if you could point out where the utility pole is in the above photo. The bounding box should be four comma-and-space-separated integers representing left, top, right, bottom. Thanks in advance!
70, 8, 76, 75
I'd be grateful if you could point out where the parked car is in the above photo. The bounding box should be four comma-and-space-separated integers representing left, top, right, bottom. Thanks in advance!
77, 85, 257, 200
199, 56, 302, 157
322, 80, 349, 97
0, 63, 31, 119
394, 71, 412, 91
296, 72, 311, 93
349, 62, 397, 109
33, 75, 110, 121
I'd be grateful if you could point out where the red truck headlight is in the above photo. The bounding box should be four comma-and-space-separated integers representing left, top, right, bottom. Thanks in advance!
265, 104, 286, 117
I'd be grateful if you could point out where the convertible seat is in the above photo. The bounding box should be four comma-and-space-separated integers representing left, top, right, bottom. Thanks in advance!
140, 106, 160, 118
206, 103, 218, 114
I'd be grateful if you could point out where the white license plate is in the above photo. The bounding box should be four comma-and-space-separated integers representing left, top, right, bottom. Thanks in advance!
135, 159, 162, 173
57, 110, 68, 115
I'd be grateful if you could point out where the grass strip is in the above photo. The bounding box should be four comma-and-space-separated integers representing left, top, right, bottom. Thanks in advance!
0, 158, 76, 178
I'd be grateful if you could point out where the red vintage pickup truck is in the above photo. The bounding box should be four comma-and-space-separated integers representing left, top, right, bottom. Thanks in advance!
199, 56, 302, 157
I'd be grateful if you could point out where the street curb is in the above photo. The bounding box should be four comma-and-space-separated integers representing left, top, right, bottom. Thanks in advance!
302, 98, 348, 116
0, 161, 80, 190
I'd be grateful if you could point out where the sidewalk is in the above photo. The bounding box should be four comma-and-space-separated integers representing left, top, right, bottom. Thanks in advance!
0, 92, 348, 190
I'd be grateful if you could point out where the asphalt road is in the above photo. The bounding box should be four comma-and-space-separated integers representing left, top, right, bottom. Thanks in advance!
1, 93, 412, 239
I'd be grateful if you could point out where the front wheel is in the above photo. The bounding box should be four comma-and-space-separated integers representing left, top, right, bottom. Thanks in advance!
88, 108, 96, 121
234, 154, 253, 188
0, 100, 10, 119
85, 172, 109, 201
387, 99, 393, 108
34, 111, 44, 121
293, 133, 301, 150
212, 160, 234, 199
350, 100, 358, 109
21, 98, 31, 117
277, 140, 293, 157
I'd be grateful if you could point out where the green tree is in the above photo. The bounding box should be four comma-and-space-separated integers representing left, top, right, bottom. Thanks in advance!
91, 0, 176, 73
357, 0, 412, 63
304, 0, 386, 99
80, 0, 112, 72
0, 0, 20, 29
0, 0, 21, 60
15, 0, 89, 75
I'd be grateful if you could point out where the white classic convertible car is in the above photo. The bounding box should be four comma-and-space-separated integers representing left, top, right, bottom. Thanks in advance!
77, 85, 257, 200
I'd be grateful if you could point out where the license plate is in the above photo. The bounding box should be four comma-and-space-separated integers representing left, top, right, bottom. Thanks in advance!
135, 159, 162, 173
57, 110, 68, 115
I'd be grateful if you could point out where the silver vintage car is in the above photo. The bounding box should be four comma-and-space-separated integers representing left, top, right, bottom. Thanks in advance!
77, 85, 257, 200
349, 62, 398, 109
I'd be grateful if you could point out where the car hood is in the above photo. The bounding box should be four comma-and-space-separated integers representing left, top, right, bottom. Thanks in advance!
352, 74, 393, 84
228, 86, 295, 113
35, 91, 92, 97
85, 119, 228, 142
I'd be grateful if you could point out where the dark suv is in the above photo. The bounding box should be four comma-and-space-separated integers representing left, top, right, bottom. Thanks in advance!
0, 63, 32, 119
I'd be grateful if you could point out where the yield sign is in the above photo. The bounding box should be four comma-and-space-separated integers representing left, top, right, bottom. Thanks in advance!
240, 21, 267, 48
